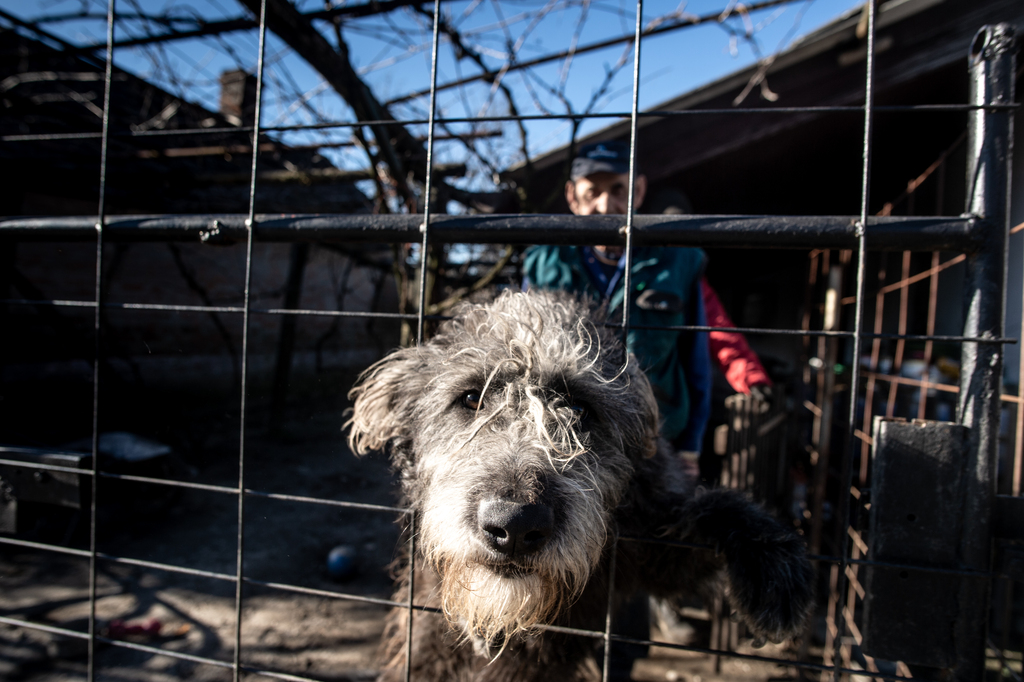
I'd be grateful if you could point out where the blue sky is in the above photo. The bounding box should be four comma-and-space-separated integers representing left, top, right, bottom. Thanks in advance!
1, 0, 866, 192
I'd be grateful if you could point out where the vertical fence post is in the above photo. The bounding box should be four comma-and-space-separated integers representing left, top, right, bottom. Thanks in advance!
233, 1, 270, 678
87, 2, 118, 680
957, 22, 1015, 682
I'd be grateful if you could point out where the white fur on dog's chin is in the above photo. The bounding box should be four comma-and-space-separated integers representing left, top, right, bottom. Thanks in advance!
441, 564, 555, 649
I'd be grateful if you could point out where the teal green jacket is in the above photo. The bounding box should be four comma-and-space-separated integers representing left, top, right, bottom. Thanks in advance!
522, 245, 711, 451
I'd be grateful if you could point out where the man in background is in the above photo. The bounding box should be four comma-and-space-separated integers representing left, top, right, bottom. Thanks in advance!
524, 140, 773, 462
523, 141, 712, 462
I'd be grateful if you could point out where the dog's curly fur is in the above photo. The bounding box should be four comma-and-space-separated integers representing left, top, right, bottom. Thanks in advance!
347, 290, 813, 681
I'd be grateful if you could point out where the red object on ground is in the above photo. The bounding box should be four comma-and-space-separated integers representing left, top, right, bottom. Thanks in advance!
107, 618, 162, 639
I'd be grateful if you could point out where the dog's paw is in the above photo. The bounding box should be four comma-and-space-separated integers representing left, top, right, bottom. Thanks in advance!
724, 529, 815, 644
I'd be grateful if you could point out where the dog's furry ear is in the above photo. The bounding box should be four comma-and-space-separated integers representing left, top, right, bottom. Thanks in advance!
346, 348, 421, 455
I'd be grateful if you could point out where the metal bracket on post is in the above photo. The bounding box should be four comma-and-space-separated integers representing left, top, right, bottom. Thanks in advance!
863, 417, 966, 669
955, 22, 1015, 682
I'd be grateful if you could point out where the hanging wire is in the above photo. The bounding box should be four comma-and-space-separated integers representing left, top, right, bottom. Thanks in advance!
6, 102, 1016, 145
600, 0, 645, 673
85, 0, 119, 679
618, 0, 644, 335
416, 0, 444, 346
601, 534, 619, 682
829, 1, 877, 679
232, 0, 270, 679
404, 1, 445, 678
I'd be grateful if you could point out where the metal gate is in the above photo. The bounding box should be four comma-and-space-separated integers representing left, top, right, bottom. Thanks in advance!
0, 1, 1020, 682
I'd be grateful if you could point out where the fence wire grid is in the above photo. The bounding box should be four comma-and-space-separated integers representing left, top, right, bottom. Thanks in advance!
0, 1, 1021, 682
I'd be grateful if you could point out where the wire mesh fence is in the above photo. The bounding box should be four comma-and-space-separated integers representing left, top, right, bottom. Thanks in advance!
0, 0, 1021, 681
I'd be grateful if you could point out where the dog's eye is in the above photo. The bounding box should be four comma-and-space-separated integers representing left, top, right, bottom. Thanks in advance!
548, 390, 590, 422
565, 400, 589, 421
462, 391, 483, 410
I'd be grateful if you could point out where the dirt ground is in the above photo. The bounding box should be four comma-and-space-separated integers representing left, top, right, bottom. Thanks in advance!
0, 376, 811, 682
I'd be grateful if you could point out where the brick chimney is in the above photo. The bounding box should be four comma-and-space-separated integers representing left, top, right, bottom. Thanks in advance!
218, 69, 257, 126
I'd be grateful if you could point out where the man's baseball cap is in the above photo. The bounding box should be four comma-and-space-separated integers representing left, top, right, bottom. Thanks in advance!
570, 140, 635, 180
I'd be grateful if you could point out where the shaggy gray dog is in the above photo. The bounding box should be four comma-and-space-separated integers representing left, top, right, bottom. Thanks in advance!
347, 290, 813, 682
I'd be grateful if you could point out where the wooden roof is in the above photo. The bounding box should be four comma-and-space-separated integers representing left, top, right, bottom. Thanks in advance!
515, 0, 1023, 215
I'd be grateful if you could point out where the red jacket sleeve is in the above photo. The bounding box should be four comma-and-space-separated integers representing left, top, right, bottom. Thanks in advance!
701, 278, 772, 394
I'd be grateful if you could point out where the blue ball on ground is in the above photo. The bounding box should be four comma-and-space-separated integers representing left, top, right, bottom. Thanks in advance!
327, 544, 357, 580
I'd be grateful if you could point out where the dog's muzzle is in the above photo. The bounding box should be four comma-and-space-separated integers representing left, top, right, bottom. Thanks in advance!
477, 498, 554, 559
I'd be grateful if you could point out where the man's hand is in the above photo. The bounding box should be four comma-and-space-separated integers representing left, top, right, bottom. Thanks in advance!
678, 450, 700, 480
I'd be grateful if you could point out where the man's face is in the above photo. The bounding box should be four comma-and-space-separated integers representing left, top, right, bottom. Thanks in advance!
565, 172, 647, 216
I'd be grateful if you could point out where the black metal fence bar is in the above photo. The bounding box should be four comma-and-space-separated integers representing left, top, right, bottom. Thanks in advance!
0, 214, 981, 250
0, 536, 96, 558
83, 0, 116, 678
212, 102, 1024, 131
0, 459, 94, 477
266, 103, 1018, 128
0, 297, 98, 307
96, 472, 239, 494
0, 511, 1006, 581
0, 610, 921, 682
953, 23, 1017, 682
402, 1, 443, 677
4, 293, 1019, 343
2, 299, 1016, 343
827, 0, 876, 676
597, 0, 645, 675
234, 665, 340, 682
0, 299, 421, 321
3, 103, 1018, 144
243, 489, 409, 514
612, 325, 1016, 342
92, 637, 236, 669
0, 615, 94, 639
254, 307, 416, 320
241, 579, 419, 611
231, 0, 268, 679
95, 554, 237, 581
108, 302, 246, 314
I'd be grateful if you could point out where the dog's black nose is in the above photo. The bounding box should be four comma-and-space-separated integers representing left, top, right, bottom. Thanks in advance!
478, 499, 554, 557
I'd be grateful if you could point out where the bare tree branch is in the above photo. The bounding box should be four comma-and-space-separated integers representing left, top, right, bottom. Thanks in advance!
55, 0, 433, 55
235, 0, 426, 210
426, 244, 514, 315
385, 0, 801, 105
732, 0, 813, 105
412, 4, 533, 206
